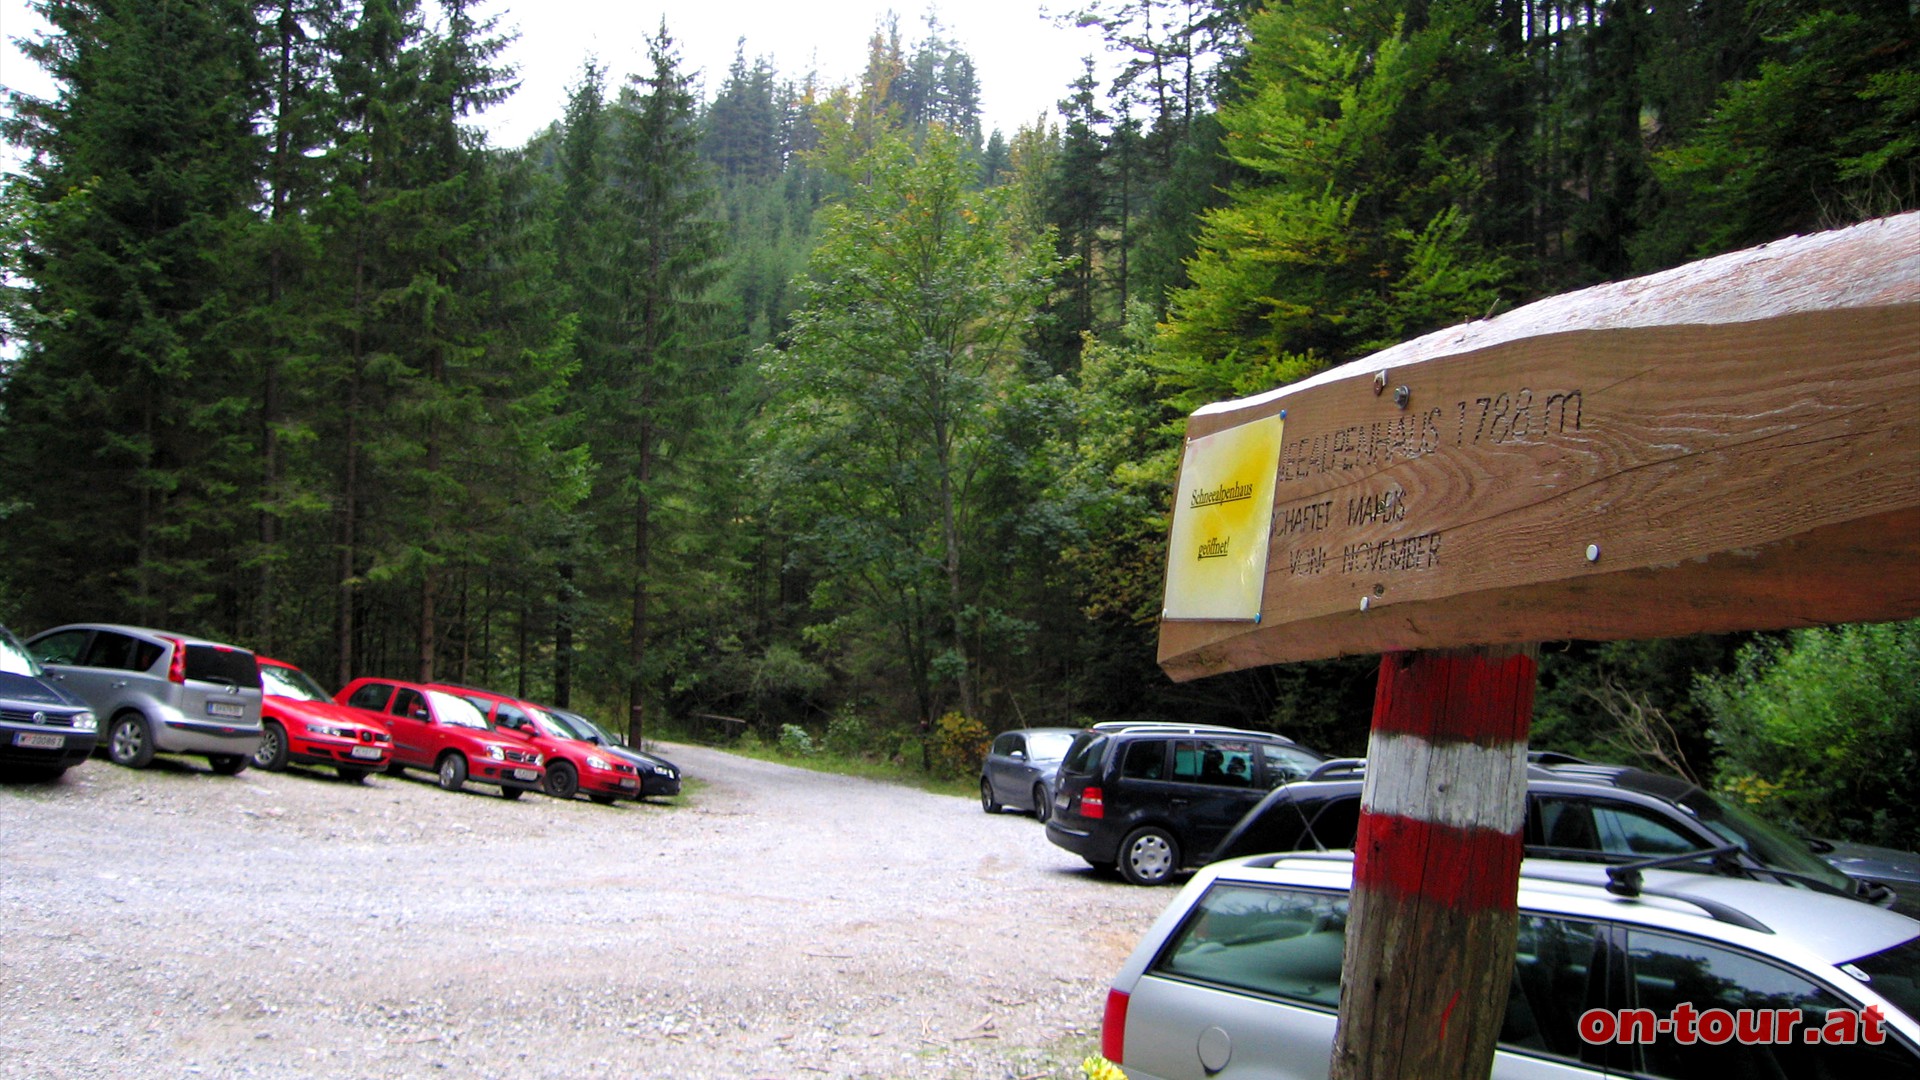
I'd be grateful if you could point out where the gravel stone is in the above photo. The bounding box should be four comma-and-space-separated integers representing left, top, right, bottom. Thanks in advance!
0, 743, 1171, 1078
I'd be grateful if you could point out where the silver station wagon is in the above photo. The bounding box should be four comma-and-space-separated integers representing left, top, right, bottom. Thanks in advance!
27, 623, 263, 774
1102, 851, 1920, 1079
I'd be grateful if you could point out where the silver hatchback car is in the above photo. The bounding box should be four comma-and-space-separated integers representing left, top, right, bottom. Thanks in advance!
27, 623, 263, 774
1103, 851, 1920, 1079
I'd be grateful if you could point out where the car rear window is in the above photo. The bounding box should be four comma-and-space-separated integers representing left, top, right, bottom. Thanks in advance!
1060, 732, 1107, 776
184, 645, 261, 688
1223, 793, 1362, 860
1155, 883, 1349, 1006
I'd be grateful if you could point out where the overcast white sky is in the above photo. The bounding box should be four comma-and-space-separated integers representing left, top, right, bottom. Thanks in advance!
1, 0, 1109, 158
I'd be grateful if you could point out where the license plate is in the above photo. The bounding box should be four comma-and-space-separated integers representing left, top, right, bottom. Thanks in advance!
13, 732, 64, 750
350, 745, 383, 760
619, 779, 638, 789
513, 768, 538, 781
206, 701, 245, 718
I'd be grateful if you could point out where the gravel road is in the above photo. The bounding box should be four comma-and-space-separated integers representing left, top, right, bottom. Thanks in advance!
0, 743, 1173, 1079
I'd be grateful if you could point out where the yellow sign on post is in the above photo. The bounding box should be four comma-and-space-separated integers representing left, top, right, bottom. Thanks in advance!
1163, 413, 1286, 621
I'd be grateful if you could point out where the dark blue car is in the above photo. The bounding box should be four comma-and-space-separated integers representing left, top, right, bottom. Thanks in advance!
0, 624, 98, 780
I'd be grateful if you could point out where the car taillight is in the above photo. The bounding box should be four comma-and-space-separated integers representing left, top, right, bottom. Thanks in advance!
1081, 785, 1104, 819
1101, 987, 1129, 1064
165, 638, 186, 683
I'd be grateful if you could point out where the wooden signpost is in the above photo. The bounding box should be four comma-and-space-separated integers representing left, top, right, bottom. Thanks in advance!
1157, 212, 1920, 1079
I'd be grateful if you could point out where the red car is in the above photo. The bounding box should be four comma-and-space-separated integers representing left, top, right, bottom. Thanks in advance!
335, 677, 543, 798
251, 657, 393, 781
437, 684, 643, 804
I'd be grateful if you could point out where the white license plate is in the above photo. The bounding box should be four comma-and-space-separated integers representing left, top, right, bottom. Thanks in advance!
350, 745, 383, 760
13, 732, 64, 749
619, 778, 638, 789
512, 768, 538, 781
206, 702, 245, 718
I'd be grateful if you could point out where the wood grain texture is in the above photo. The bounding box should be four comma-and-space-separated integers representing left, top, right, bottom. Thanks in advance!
1333, 647, 1535, 1080
1161, 213, 1920, 681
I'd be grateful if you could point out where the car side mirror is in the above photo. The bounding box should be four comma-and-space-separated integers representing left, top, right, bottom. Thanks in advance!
1010, 749, 1026, 760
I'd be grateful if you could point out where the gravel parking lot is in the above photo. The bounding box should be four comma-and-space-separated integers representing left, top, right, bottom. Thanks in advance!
0, 743, 1172, 1079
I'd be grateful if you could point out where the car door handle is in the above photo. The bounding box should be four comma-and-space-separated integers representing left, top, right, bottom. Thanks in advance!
1169, 797, 1191, 807
110, 680, 128, 689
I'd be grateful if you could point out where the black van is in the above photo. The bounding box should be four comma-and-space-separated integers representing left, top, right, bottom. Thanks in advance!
1044, 723, 1326, 885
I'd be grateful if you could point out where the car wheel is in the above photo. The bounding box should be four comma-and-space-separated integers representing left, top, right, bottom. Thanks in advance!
336, 767, 370, 784
981, 778, 1003, 814
252, 722, 289, 771
546, 761, 579, 800
107, 713, 156, 769
208, 754, 248, 776
499, 784, 524, 800
1119, 826, 1181, 886
436, 753, 467, 792
1032, 783, 1052, 824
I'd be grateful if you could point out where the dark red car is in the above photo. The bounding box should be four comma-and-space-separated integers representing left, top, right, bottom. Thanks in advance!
335, 677, 543, 798
251, 657, 393, 782
436, 684, 643, 804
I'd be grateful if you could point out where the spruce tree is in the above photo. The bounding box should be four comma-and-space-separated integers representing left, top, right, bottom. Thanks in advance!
595, 26, 728, 744
1, 0, 267, 631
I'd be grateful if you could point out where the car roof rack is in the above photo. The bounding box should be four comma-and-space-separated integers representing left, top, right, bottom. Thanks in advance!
1089, 721, 1291, 740
1298, 757, 1560, 783
1304, 757, 1367, 781
1526, 846, 1775, 933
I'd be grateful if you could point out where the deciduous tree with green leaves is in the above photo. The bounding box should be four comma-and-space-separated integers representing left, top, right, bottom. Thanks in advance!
760, 124, 1062, 735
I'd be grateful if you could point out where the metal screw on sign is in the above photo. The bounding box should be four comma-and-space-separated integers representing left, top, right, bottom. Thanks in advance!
1586, 544, 1601, 563
1393, 386, 1411, 410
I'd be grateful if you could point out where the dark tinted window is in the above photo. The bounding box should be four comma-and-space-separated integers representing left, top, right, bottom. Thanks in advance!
80, 631, 160, 672
1121, 739, 1168, 781
29, 629, 89, 665
345, 682, 392, 712
1225, 794, 1363, 859
992, 733, 1020, 756
183, 644, 260, 688
1061, 732, 1107, 776
1627, 929, 1920, 1077
1505, 914, 1601, 1059
1848, 935, 1920, 1025
390, 688, 429, 721
1536, 797, 1699, 860
1261, 742, 1323, 786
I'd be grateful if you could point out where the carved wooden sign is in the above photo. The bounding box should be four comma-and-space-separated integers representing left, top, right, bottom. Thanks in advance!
1160, 212, 1920, 681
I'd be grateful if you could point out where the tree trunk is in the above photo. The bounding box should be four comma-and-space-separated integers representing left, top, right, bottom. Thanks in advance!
935, 423, 977, 721
628, 430, 653, 748
553, 560, 575, 707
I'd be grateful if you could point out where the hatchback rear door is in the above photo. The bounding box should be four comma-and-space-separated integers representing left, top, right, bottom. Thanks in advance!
176, 643, 261, 728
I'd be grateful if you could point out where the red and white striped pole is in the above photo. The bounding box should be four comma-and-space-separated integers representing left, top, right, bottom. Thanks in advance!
1330, 645, 1538, 1080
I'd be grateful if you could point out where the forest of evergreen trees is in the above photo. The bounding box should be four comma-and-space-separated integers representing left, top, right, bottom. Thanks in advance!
1, 0, 1916, 805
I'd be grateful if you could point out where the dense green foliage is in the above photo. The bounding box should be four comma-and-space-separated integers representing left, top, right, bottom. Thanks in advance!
2, 0, 1915, 794
1698, 621, 1920, 847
